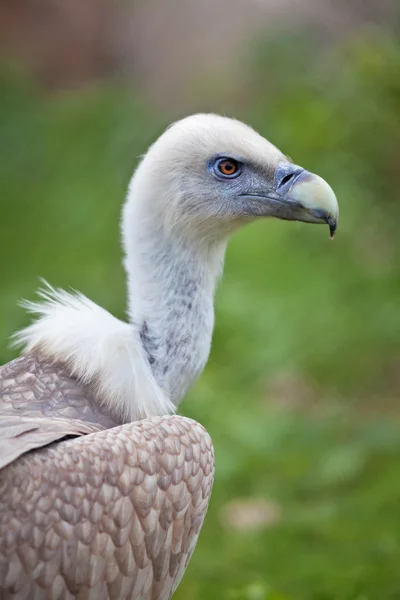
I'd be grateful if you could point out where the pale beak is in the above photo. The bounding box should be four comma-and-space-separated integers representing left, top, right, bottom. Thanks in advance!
238, 163, 339, 237
275, 165, 339, 239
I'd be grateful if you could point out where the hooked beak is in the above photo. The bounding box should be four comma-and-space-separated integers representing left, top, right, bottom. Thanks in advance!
239, 164, 339, 239
274, 164, 339, 239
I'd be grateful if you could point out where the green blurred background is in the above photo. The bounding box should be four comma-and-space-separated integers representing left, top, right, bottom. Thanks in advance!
1, 1, 400, 598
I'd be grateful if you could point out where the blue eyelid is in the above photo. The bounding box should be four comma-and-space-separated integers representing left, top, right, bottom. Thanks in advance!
208, 155, 243, 180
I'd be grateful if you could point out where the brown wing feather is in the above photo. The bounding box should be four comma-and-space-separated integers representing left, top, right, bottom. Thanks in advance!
0, 354, 119, 427
0, 415, 214, 600
0, 354, 119, 468
0, 415, 103, 470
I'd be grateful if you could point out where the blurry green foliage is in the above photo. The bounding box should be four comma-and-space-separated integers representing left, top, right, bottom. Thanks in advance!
1, 29, 400, 600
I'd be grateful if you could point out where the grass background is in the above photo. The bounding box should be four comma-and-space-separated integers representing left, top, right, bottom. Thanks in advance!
1, 30, 400, 599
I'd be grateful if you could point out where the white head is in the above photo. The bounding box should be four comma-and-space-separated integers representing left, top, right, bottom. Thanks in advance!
123, 113, 338, 249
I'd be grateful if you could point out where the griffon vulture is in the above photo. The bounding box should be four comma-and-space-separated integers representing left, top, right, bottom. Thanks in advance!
0, 114, 338, 599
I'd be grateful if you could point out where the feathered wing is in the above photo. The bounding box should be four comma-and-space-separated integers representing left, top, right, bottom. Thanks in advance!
0, 415, 214, 600
0, 355, 214, 599
0, 353, 121, 425
0, 353, 119, 469
0, 415, 102, 470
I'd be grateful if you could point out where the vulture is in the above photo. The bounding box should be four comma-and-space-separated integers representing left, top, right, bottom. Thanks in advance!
0, 114, 338, 599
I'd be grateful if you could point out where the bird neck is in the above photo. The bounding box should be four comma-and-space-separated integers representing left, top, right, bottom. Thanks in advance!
123, 214, 226, 404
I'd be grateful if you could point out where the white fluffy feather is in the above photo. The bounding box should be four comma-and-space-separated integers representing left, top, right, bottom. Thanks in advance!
14, 284, 175, 422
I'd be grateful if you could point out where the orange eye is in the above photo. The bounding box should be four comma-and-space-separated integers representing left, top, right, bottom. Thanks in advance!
217, 158, 239, 177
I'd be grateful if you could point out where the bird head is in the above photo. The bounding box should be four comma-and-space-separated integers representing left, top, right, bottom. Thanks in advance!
127, 114, 338, 243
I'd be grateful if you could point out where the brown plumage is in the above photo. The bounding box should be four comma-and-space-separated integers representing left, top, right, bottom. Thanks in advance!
0, 355, 214, 599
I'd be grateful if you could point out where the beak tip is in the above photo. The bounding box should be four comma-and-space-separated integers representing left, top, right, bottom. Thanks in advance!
291, 171, 339, 237
328, 219, 337, 240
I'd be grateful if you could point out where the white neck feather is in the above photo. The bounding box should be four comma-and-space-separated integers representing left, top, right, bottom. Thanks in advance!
14, 165, 227, 423
122, 181, 226, 406
14, 286, 173, 422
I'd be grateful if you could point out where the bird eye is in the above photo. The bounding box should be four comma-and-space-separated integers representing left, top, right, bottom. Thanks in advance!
216, 158, 240, 178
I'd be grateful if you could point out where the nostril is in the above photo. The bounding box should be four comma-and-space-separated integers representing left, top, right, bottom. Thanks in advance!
276, 165, 304, 190
280, 173, 295, 186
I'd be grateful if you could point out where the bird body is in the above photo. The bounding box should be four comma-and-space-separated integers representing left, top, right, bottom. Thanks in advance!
0, 114, 338, 599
